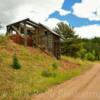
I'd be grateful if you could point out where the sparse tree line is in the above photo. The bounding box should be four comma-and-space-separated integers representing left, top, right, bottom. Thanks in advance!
54, 22, 100, 61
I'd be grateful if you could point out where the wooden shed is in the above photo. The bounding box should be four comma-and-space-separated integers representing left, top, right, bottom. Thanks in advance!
6, 18, 61, 59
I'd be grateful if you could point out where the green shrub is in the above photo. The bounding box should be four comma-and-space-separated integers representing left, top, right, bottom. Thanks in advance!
76, 48, 87, 59
41, 70, 56, 77
41, 70, 52, 77
11, 54, 21, 69
85, 52, 95, 61
52, 62, 58, 70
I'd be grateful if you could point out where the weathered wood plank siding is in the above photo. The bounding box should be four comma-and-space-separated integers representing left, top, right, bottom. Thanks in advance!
6, 19, 61, 59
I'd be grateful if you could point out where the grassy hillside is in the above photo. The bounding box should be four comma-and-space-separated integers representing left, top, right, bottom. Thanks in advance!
0, 36, 92, 100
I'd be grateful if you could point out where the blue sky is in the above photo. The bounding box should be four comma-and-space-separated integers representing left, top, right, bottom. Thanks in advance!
49, 11, 100, 27
62, 0, 81, 12
49, 0, 100, 28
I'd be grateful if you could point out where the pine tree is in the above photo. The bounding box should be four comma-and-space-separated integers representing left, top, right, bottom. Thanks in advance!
12, 54, 21, 69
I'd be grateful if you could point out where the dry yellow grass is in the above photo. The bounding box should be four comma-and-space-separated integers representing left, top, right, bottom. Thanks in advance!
0, 36, 92, 99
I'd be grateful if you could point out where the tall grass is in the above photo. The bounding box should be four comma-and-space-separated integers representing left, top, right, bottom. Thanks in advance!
0, 36, 92, 99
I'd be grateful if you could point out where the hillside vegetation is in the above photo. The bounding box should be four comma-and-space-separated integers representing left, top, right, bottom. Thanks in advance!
54, 22, 100, 61
0, 36, 91, 99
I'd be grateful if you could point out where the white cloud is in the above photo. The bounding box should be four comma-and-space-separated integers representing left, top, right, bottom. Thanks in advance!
0, 28, 6, 34
42, 18, 69, 29
73, 0, 100, 38
58, 9, 70, 16
0, 0, 65, 25
73, 0, 100, 21
74, 25, 100, 38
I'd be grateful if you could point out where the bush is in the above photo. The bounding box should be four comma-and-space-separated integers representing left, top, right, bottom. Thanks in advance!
41, 70, 56, 77
11, 54, 21, 69
76, 48, 87, 59
85, 52, 95, 61
41, 70, 52, 77
52, 62, 58, 70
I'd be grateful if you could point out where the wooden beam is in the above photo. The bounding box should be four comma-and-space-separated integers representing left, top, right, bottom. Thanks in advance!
27, 19, 38, 26
7, 18, 38, 28
7, 18, 29, 27
11, 25, 20, 35
26, 21, 38, 28
24, 23, 27, 47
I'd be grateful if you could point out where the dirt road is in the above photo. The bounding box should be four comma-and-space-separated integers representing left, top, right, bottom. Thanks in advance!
32, 63, 100, 100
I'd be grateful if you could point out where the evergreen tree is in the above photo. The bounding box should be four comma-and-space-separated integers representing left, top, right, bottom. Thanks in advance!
54, 22, 77, 40
54, 22, 80, 57
12, 54, 21, 69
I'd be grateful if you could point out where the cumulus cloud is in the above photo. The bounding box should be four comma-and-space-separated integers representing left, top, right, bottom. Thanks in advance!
43, 18, 69, 29
1, 0, 100, 38
58, 9, 70, 16
74, 25, 100, 38
72, 0, 100, 21
0, 0, 65, 25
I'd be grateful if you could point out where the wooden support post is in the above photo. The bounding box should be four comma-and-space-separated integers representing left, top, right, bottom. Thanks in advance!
19, 24, 21, 34
33, 29, 37, 47
24, 23, 27, 47
9, 28, 12, 36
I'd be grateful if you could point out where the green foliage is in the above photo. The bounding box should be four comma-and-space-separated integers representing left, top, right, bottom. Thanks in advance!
41, 70, 56, 77
52, 62, 59, 70
76, 48, 87, 59
85, 52, 95, 61
80, 38, 100, 60
61, 38, 83, 57
41, 70, 51, 77
54, 22, 100, 61
11, 54, 21, 69
54, 22, 80, 57
53, 22, 77, 39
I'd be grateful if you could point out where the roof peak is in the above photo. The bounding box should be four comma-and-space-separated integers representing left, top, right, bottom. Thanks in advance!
7, 18, 60, 37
